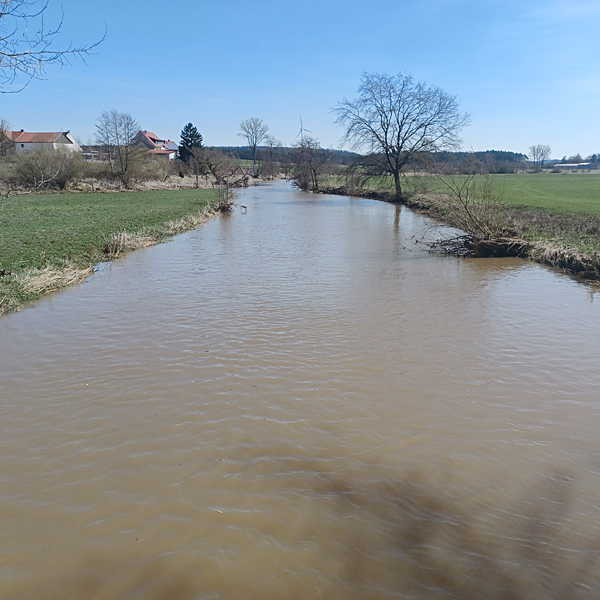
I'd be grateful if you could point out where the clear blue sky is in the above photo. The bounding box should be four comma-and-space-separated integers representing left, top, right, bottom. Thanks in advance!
2, 0, 599, 158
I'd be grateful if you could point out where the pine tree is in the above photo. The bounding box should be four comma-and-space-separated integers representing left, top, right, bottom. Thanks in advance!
179, 122, 203, 163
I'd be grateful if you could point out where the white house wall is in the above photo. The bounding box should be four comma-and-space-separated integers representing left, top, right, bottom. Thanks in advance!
15, 138, 83, 155
15, 142, 54, 155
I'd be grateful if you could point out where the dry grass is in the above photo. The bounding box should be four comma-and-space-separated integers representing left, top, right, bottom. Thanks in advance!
103, 231, 157, 258
103, 207, 217, 258
165, 205, 216, 235
102, 206, 218, 261
0, 293, 17, 316
2, 204, 218, 315
431, 175, 507, 240
12, 263, 94, 298
529, 241, 600, 278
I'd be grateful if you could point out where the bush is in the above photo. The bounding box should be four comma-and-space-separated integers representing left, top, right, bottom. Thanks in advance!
434, 174, 507, 240
131, 155, 171, 183
9, 149, 85, 190
82, 159, 113, 182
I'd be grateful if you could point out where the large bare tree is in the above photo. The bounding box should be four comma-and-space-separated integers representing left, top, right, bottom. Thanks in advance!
0, 0, 104, 92
95, 110, 141, 188
334, 72, 470, 199
238, 117, 268, 175
528, 144, 551, 172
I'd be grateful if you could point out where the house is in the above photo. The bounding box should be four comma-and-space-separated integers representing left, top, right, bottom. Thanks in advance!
134, 130, 178, 160
554, 162, 596, 171
7, 130, 82, 155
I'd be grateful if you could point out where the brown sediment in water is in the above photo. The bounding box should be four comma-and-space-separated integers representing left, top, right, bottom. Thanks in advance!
7, 461, 600, 600
2, 181, 600, 598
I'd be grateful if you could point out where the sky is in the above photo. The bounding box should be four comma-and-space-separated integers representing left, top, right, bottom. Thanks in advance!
1, 0, 599, 158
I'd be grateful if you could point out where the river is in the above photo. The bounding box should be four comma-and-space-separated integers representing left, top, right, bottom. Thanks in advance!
1, 181, 600, 599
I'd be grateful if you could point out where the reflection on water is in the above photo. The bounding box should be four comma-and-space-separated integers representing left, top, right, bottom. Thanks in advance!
14, 464, 600, 600
1, 182, 600, 599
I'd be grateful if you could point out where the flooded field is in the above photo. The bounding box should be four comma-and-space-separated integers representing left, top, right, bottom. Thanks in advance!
1, 182, 600, 599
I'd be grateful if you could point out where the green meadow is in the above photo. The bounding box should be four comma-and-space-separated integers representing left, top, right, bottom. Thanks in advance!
331, 172, 600, 214
401, 173, 600, 214
489, 173, 600, 214
0, 188, 217, 312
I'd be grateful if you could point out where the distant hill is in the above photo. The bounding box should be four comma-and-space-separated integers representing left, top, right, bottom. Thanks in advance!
431, 150, 528, 174
216, 146, 360, 165
217, 146, 530, 173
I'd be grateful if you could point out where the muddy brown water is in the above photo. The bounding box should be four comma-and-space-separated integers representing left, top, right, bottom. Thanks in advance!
2, 181, 600, 599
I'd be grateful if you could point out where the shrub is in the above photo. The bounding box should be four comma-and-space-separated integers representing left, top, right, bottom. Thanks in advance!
10, 149, 85, 190
434, 174, 507, 240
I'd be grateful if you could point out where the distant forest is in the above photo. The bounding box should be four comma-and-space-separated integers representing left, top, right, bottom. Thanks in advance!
430, 150, 528, 174
217, 146, 360, 166
218, 146, 529, 174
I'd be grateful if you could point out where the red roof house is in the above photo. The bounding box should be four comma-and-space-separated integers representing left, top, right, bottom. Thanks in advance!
134, 130, 178, 160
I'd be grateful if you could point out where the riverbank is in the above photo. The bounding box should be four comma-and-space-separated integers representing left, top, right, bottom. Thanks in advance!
319, 174, 600, 281
0, 188, 219, 315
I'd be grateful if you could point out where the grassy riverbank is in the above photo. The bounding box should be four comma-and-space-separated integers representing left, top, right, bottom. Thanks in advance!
0, 188, 218, 314
328, 172, 600, 212
322, 173, 600, 278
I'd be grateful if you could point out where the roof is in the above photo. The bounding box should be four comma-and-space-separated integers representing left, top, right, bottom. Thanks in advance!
148, 149, 176, 155
137, 131, 177, 154
7, 131, 72, 144
141, 131, 161, 143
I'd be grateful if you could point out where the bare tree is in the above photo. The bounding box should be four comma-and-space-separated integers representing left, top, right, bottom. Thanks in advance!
261, 134, 281, 180
204, 148, 248, 188
189, 146, 208, 188
238, 117, 268, 175
529, 144, 551, 172
0, 0, 105, 92
291, 137, 330, 191
95, 110, 141, 188
334, 72, 470, 199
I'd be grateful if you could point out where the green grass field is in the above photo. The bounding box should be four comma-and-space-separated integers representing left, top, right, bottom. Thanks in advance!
0, 188, 217, 312
236, 159, 255, 168
1, 189, 217, 273
490, 173, 600, 214
328, 172, 600, 215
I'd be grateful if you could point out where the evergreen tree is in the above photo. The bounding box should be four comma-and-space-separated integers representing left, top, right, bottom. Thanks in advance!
179, 123, 203, 163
